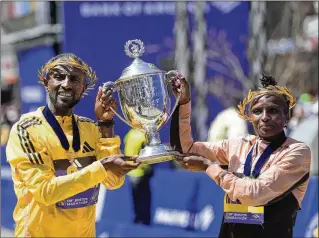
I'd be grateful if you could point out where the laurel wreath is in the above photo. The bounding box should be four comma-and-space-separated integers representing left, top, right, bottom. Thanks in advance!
124, 39, 145, 58
236, 85, 296, 121
38, 56, 98, 97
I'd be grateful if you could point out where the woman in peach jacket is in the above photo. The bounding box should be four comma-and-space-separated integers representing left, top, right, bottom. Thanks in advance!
169, 73, 311, 238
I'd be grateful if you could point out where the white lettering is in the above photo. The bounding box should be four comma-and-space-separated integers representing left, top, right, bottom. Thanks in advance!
80, 3, 121, 18
64, 197, 88, 206
194, 205, 215, 231
144, 2, 175, 15
102, 3, 121, 17
154, 207, 190, 228
79, 2, 214, 18
122, 2, 142, 17
153, 205, 214, 230
79, 3, 90, 18
226, 213, 247, 220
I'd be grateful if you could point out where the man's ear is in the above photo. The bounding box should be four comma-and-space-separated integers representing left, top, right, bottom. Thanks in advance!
80, 84, 88, 98
43, 78, 49, 92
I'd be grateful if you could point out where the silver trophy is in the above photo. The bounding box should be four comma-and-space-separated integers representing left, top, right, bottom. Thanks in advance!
104, 39, 182, 165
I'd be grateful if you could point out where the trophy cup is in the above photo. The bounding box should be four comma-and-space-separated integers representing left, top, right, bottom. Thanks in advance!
103, 39, 181, 164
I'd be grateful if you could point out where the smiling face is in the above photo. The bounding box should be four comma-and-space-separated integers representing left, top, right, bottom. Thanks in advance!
250, 94, 288, 139
44, 64, 86, 115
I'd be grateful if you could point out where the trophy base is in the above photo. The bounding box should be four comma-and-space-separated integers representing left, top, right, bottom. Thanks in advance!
137, 144, 180, 165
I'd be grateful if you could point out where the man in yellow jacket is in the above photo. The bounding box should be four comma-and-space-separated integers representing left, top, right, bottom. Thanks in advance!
6, 53, 140, 237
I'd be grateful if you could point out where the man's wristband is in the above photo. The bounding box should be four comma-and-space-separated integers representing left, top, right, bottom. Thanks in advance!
96, 119, 115, 127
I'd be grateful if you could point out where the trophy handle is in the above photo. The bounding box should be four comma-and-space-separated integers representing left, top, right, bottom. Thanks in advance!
165, 71, 183, 122
102, 81, 133, 128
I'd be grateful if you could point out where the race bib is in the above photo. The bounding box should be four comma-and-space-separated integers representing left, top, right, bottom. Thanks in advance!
223, 195, 264, 225
54, 156, 100, 209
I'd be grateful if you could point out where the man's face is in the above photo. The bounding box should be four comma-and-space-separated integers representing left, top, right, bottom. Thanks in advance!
250, 95, 288, 138
45, 65, 86, 109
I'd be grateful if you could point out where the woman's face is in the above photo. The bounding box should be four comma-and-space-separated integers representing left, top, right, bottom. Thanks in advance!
250, 95, 288, 139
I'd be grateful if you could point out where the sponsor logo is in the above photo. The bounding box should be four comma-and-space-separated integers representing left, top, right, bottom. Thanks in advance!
154, 205, 214, 231
252, 214, 259, 219
82, 141, 94, 153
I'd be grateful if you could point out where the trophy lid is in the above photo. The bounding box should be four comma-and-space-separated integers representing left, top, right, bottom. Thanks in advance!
118, 39, 164, 82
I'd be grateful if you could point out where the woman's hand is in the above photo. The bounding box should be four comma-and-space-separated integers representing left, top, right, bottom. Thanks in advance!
176, 153, 217, 172
167, 71, 191, 105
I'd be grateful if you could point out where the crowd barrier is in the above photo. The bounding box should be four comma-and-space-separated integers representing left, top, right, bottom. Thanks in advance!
1, 147, 318, 237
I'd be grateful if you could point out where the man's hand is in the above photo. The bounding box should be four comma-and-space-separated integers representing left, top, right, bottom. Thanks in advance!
95, 86, 117, 121
167, 71, 191, 105
100, 154, 141, 177
176, 153, 217, 172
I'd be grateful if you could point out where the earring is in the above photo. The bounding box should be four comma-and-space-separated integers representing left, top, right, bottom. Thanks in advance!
284, 121, 288, 128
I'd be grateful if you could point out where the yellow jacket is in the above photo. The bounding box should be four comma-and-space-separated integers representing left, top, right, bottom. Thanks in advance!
6, 107, 124, 237
124, 129, 150, 177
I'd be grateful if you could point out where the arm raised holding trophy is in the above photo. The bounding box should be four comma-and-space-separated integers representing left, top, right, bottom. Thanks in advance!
169, 69, 311, 238
103, 39, 183, 164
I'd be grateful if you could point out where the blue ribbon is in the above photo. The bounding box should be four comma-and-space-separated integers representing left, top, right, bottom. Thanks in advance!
42, 106, 80, 152
244, 144, 273, 178
244, 132, 286, 178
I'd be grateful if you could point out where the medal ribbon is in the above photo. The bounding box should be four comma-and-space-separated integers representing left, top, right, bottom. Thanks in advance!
42, 106, 80, 152
244, 131, 286, 178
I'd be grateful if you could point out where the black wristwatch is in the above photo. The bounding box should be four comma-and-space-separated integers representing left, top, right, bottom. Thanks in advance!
96, 119, 115, 127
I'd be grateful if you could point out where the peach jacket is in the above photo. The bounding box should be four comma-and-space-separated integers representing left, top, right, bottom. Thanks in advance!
176, 102, 311, 207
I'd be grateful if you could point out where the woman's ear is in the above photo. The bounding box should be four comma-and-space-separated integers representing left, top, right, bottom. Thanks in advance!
284, 121, 288, 128
284, 113, 290, 128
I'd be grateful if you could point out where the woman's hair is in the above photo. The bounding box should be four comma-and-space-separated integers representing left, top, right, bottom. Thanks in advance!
250, 74, 290, 113
38, 53, 97, 97
260, 74, 277, 87
237, 74, 296, 121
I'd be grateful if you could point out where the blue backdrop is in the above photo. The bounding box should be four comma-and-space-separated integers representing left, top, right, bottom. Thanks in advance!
62, 1, 250, 144
18, 45, 55, 114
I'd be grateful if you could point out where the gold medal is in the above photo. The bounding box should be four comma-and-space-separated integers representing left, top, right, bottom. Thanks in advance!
67, 165, 78, 174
